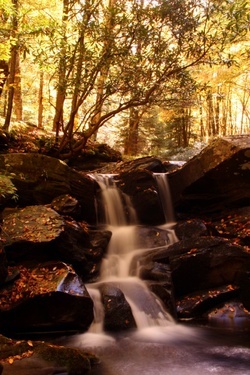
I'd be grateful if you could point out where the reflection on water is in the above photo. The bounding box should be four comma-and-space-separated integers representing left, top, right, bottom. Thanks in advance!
58, 325, 250, 375
59, 327, 250, 375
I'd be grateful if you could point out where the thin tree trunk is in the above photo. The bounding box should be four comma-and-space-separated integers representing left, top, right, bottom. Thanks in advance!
13, 51, 22, 121
124, 107, 140, 155
38, 71, 44, 128
53, 0, 69, 139
3, 0, 18, 131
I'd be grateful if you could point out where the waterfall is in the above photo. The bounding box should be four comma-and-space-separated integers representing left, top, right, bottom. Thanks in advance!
83, 173, 181, 345
154, 173, 175, 224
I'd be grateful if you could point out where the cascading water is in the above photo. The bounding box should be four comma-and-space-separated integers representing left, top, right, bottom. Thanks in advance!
154, 173, 175, 224
60, 173, 250, 375
84, 173, 181, 343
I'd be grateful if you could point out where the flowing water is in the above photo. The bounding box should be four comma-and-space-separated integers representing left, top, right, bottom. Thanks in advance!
61, 173, 250, 374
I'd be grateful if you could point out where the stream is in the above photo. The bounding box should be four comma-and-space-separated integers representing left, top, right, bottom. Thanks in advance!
60, 173, 250, 374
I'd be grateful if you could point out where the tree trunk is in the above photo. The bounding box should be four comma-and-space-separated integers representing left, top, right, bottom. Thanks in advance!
3, 0, 18, 131
52, 0, 69, 138
38, 71, 44, 128
124, 107, 140, 155
206, 90, 216, 137
90, 0, 117, 140
13, 51, 22, 121
0, 60, 9, 97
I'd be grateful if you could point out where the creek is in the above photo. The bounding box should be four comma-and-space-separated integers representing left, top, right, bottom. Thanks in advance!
60, 173, 250, 374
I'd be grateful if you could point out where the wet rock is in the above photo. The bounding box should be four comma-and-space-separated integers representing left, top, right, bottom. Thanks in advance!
207, 300, 250, 330
238, 271, 250, 311
1, 206, 111, 280
0, 261, 94, 335
149, 283, 177, 319
204, 207, 250, 247
168, 135, 250, 214
0, 334, 99, 375
100, 284, 136, 332
174, 219, 208, 240
1, 205, 64, 262
113, 156, 167, 174
117, 169, 164, 225
51, 194, 81, 219
0, 248, 8, 285
176, 285, 240, 319
167, 237, 250, 297
56, 222, 111, 280
0, 153, 96, 223
136, 226, 173, 249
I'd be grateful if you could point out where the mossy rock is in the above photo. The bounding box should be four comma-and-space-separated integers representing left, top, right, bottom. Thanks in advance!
0, 335, 99, 374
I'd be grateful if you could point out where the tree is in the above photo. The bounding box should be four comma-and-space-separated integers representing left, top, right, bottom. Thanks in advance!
3, 0, 18, 131
48, 0, 250, 158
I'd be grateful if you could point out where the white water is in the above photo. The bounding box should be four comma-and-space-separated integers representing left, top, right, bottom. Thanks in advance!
154, 173, 175, 224
83, 173, 191, 344
59, 174, 250, 375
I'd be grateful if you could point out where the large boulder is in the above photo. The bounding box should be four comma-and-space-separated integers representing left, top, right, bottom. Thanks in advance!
165, 237, 250, 297
0, 261, 94, 335
0, 153, 96, 223
0, 334, 99, 375
168, 136, 250, 215
1, 205, 111, 280
116, 169, 164, 225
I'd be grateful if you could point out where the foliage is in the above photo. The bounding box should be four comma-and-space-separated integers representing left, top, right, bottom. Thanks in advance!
0, 174, 18, 201
1, 0, 250, 157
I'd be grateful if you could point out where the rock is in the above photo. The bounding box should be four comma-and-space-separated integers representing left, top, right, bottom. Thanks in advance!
100, 284, 136, 332
207, 300, 250, 330
204, 207, 250, 247
68, 142, 122, 171
167, 237, 250, 297
0, 261, 94, 335
168, 135, 250, 214
113, 156, 167, 174
238, 271, 250, 311
0, 248, 8, 285
51, 194, 81, 219
117, 169, 164, 225
1, 206, 111, 280
136, 225, 173, 249
174, 219, 209, 240
176, 285, 240, 319
55, 222, 112, 280
0, 334, 99, 375
0, 153, 96, 223
0, 175, 18, 206
2, 205, 65, 262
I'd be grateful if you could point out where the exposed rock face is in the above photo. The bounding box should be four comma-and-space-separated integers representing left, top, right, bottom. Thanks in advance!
100, 284, 136, 332
0, 262, 94, 335
51, 194, 81, 219
117, 169, 164, 225
0, 334, 99, 375
1, 205, 111, 280
0, 153, 96, 223
167, 237, 250, 297
0, 248, 8, 285
168, 135, 250, 215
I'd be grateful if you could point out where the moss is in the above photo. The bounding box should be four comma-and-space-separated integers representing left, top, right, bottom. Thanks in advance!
0, 335, 99, 374
0, 335, 33, 360
34, 343, 94, 374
